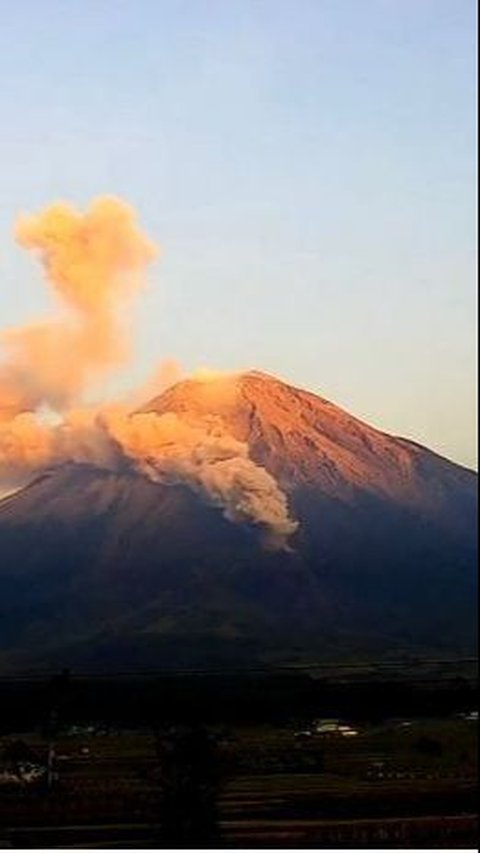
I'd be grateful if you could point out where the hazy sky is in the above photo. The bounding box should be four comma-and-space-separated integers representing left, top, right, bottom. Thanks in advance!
0, 0, 476, 467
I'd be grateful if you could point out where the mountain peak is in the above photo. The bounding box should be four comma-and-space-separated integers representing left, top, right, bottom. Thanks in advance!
139, 369, 475, 522
140, 368, 323, 428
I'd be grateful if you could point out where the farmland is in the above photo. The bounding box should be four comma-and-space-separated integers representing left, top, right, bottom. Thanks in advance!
0, 662, 477, 847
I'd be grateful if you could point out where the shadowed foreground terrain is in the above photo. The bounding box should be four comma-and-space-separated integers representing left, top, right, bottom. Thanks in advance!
0, 660, 477, 848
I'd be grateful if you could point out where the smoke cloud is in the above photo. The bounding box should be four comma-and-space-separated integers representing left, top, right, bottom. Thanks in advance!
2, 196, 157, 413
103, 409, 298, 548
0, 197, 298, 547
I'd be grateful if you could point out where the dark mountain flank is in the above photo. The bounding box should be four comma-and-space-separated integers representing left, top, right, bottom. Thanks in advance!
0, 372, 476, 672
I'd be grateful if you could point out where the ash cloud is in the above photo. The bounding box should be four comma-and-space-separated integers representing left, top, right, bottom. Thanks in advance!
1, 196, 157, 413
103, 409, 298, 548
0, 197, 298, 548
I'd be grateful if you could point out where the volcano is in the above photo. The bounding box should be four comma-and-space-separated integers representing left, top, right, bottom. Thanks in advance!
0, 371, 476, 672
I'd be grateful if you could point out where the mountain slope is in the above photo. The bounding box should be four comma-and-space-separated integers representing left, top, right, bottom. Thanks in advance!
146, 371, 474, 520
0, 371, 476, 672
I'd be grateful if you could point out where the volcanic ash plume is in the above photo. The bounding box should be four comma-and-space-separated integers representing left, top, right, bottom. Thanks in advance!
0, 413, 56, 486
103, 409, 299, 548
0, 406, 118, 489
0, 405, 298, 547
1, 196, 157, 413
0, 197, 298, 547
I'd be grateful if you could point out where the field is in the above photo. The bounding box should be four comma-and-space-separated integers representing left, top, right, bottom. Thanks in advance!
0, 662, 477, 847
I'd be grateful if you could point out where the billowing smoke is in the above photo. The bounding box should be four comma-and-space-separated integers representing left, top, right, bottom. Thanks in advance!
0, 412, 55, 486
0, 197, 298, 547
0, 406, 118, 489
102, 409, 298, 548
1, 196, 157, 414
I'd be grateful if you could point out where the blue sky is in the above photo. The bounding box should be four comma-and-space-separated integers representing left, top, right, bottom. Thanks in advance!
0, 0, 477, 466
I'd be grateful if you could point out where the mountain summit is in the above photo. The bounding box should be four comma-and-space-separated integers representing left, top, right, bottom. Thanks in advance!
144, 370, 474, 523
0, 371, 476, 672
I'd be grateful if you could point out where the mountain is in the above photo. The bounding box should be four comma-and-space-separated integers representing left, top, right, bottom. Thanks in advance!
0, 371, 476, 672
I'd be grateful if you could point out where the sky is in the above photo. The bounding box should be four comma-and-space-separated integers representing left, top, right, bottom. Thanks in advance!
0, 0, 477, 468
